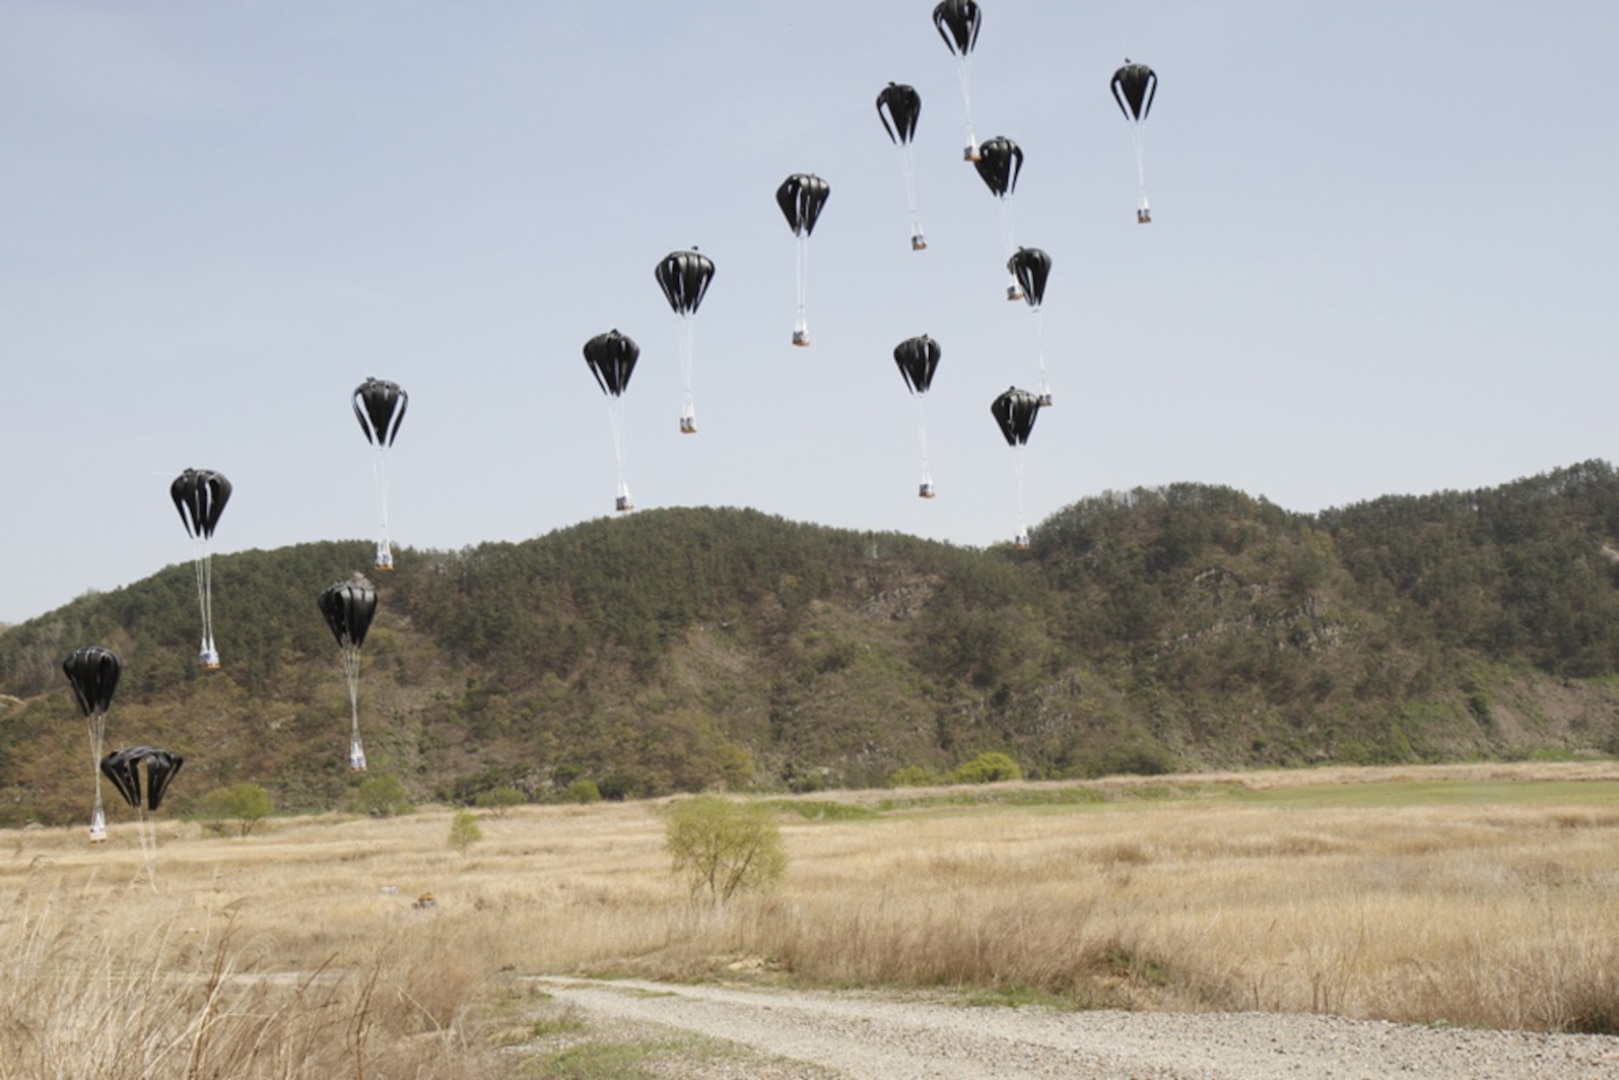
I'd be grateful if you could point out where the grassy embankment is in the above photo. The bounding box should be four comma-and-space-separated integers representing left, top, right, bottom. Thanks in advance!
3, 761, 1618, 1078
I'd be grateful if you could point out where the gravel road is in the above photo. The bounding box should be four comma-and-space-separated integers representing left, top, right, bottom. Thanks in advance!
529, 977, 1619, 1079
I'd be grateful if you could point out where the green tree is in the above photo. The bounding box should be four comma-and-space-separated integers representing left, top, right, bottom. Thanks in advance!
952, 751, 1023, 784
565, 777, 602, 804
887, 764, 945, 788
448, 810, 482, 854
353, 775, 413, 818
473, 786, 524, 817
194, 782, 274, 837
664, 796, 786, 905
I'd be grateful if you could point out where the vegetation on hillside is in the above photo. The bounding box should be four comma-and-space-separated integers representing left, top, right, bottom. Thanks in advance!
5, 464, 1619, 825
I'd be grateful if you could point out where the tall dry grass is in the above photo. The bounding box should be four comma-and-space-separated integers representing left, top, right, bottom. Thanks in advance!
4, 761, 1619, 1078
745, 798, 1619, 1030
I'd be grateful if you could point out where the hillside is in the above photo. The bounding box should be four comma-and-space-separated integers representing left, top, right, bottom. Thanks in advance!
5, 462, 1619, 825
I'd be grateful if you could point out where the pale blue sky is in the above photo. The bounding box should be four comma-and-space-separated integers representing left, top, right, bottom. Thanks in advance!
3, 1, 1617, 625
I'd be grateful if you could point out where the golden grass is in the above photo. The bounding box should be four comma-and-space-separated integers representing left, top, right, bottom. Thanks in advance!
5, 762, 1619, 1077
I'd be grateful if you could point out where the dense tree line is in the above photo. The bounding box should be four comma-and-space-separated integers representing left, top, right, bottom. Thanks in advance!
5, 466, 1619, 824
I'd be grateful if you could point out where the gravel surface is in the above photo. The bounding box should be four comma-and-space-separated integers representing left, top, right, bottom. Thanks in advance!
529, 977, 1619, 1079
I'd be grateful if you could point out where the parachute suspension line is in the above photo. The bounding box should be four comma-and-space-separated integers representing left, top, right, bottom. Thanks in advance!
372, 445, 393, 568
916, 396, 935, 499
1034, 308, 1052, 405
899, 146, 925, 250
134, 804, 158, 890
1013, 450, 1030, 549
677, 318, 697, 434
344, 647, 366, 772
955, 56, 978, 161
793, 234, 811, 345
88, 714, 107, 840
608, 399, 632, 510
1130, 122, 1151, 223
998, 200, 1023, 301
203, 547, 217, 662
194, 537, 219, 668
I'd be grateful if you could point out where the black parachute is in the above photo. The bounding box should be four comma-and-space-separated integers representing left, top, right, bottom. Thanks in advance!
657, 248, 716, 432
973, 136, 1023, 199
876, 82, 921, 144
1008, 247, 1051, 310
585, 331, 639, 510
1008, 247, 1055, 403
353, 378, 408, 448
991, 386, 1042, 447
354, 379, 407, 571
170, 469, 231, 540
992, 387, 1041, 547
877, 83, 928, 250
1112, 60, 1158, 223
1111, 60, 1157, 121
932, 0, 981, 55
976, 136, 1027, 300
63, 646, 121, 718
319, 575, 377, 651
100, 746, 184, 812
172, 468, 230, 668
776, 174, 830, 237
934, 0, 983, 161
895, 336, 942, 499
65, 645, 121, 839
584, 330, 639, 398
893, 335, 941, 396
778, 176, 829, 346
320, 574, 377, 771
654, 248, 715, 317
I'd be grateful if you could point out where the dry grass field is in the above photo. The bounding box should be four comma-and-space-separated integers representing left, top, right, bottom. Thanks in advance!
4, 761, 1619, 1078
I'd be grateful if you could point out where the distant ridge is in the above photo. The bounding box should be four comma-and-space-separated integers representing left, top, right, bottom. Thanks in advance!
4, 462, 1619, 826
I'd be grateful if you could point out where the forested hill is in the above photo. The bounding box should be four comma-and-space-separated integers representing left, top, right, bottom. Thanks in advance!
6, 461, 1619, 825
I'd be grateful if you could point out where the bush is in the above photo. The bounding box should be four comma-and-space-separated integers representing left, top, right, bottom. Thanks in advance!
1087, 742, 1177, 778
887, 765, 946, 788
352, 775, 413, 818
664, 796, 787, 904
448, 810, 482, 854
951, 752, 1023, 785
565, 777, 601, 804
193, 783, 274, 837
473, 787, 525, 816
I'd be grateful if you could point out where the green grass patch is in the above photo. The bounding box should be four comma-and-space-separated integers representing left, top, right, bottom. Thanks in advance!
528, 1011, 589, 1038
763, 799, 879, 821
1234, 780, 1619, 810
523, 1033, 780, 1080
956, 982, 1074, 1010
784, 775, 1619, 821
526, 1039, 665, 1079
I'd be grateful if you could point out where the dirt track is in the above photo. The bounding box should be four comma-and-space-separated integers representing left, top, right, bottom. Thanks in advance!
527, 977, 1619, 1079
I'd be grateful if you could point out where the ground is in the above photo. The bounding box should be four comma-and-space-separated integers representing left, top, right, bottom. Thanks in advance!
513, 977, 1619, 1079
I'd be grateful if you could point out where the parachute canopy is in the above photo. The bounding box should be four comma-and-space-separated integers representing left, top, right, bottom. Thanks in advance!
893, 335, 941, 396
991, 386, 1042, 447
1008, 247, 1051, 310
318, 574, 377, 651
1111, 60, 1157, 121
353, 378, 408, 448
100, 746, 184, 811
933, 0, 981, 56
584, 330, 639, 398
776, 174, 830, 237
973, 136, 1023, 198
876, 83, 921, 145
170, 469, 231, 540
655, 249, 715, 317
63, 646, 121, 717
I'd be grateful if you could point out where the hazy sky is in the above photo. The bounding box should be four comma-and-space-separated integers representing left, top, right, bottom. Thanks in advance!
4, 1, 1617, 626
